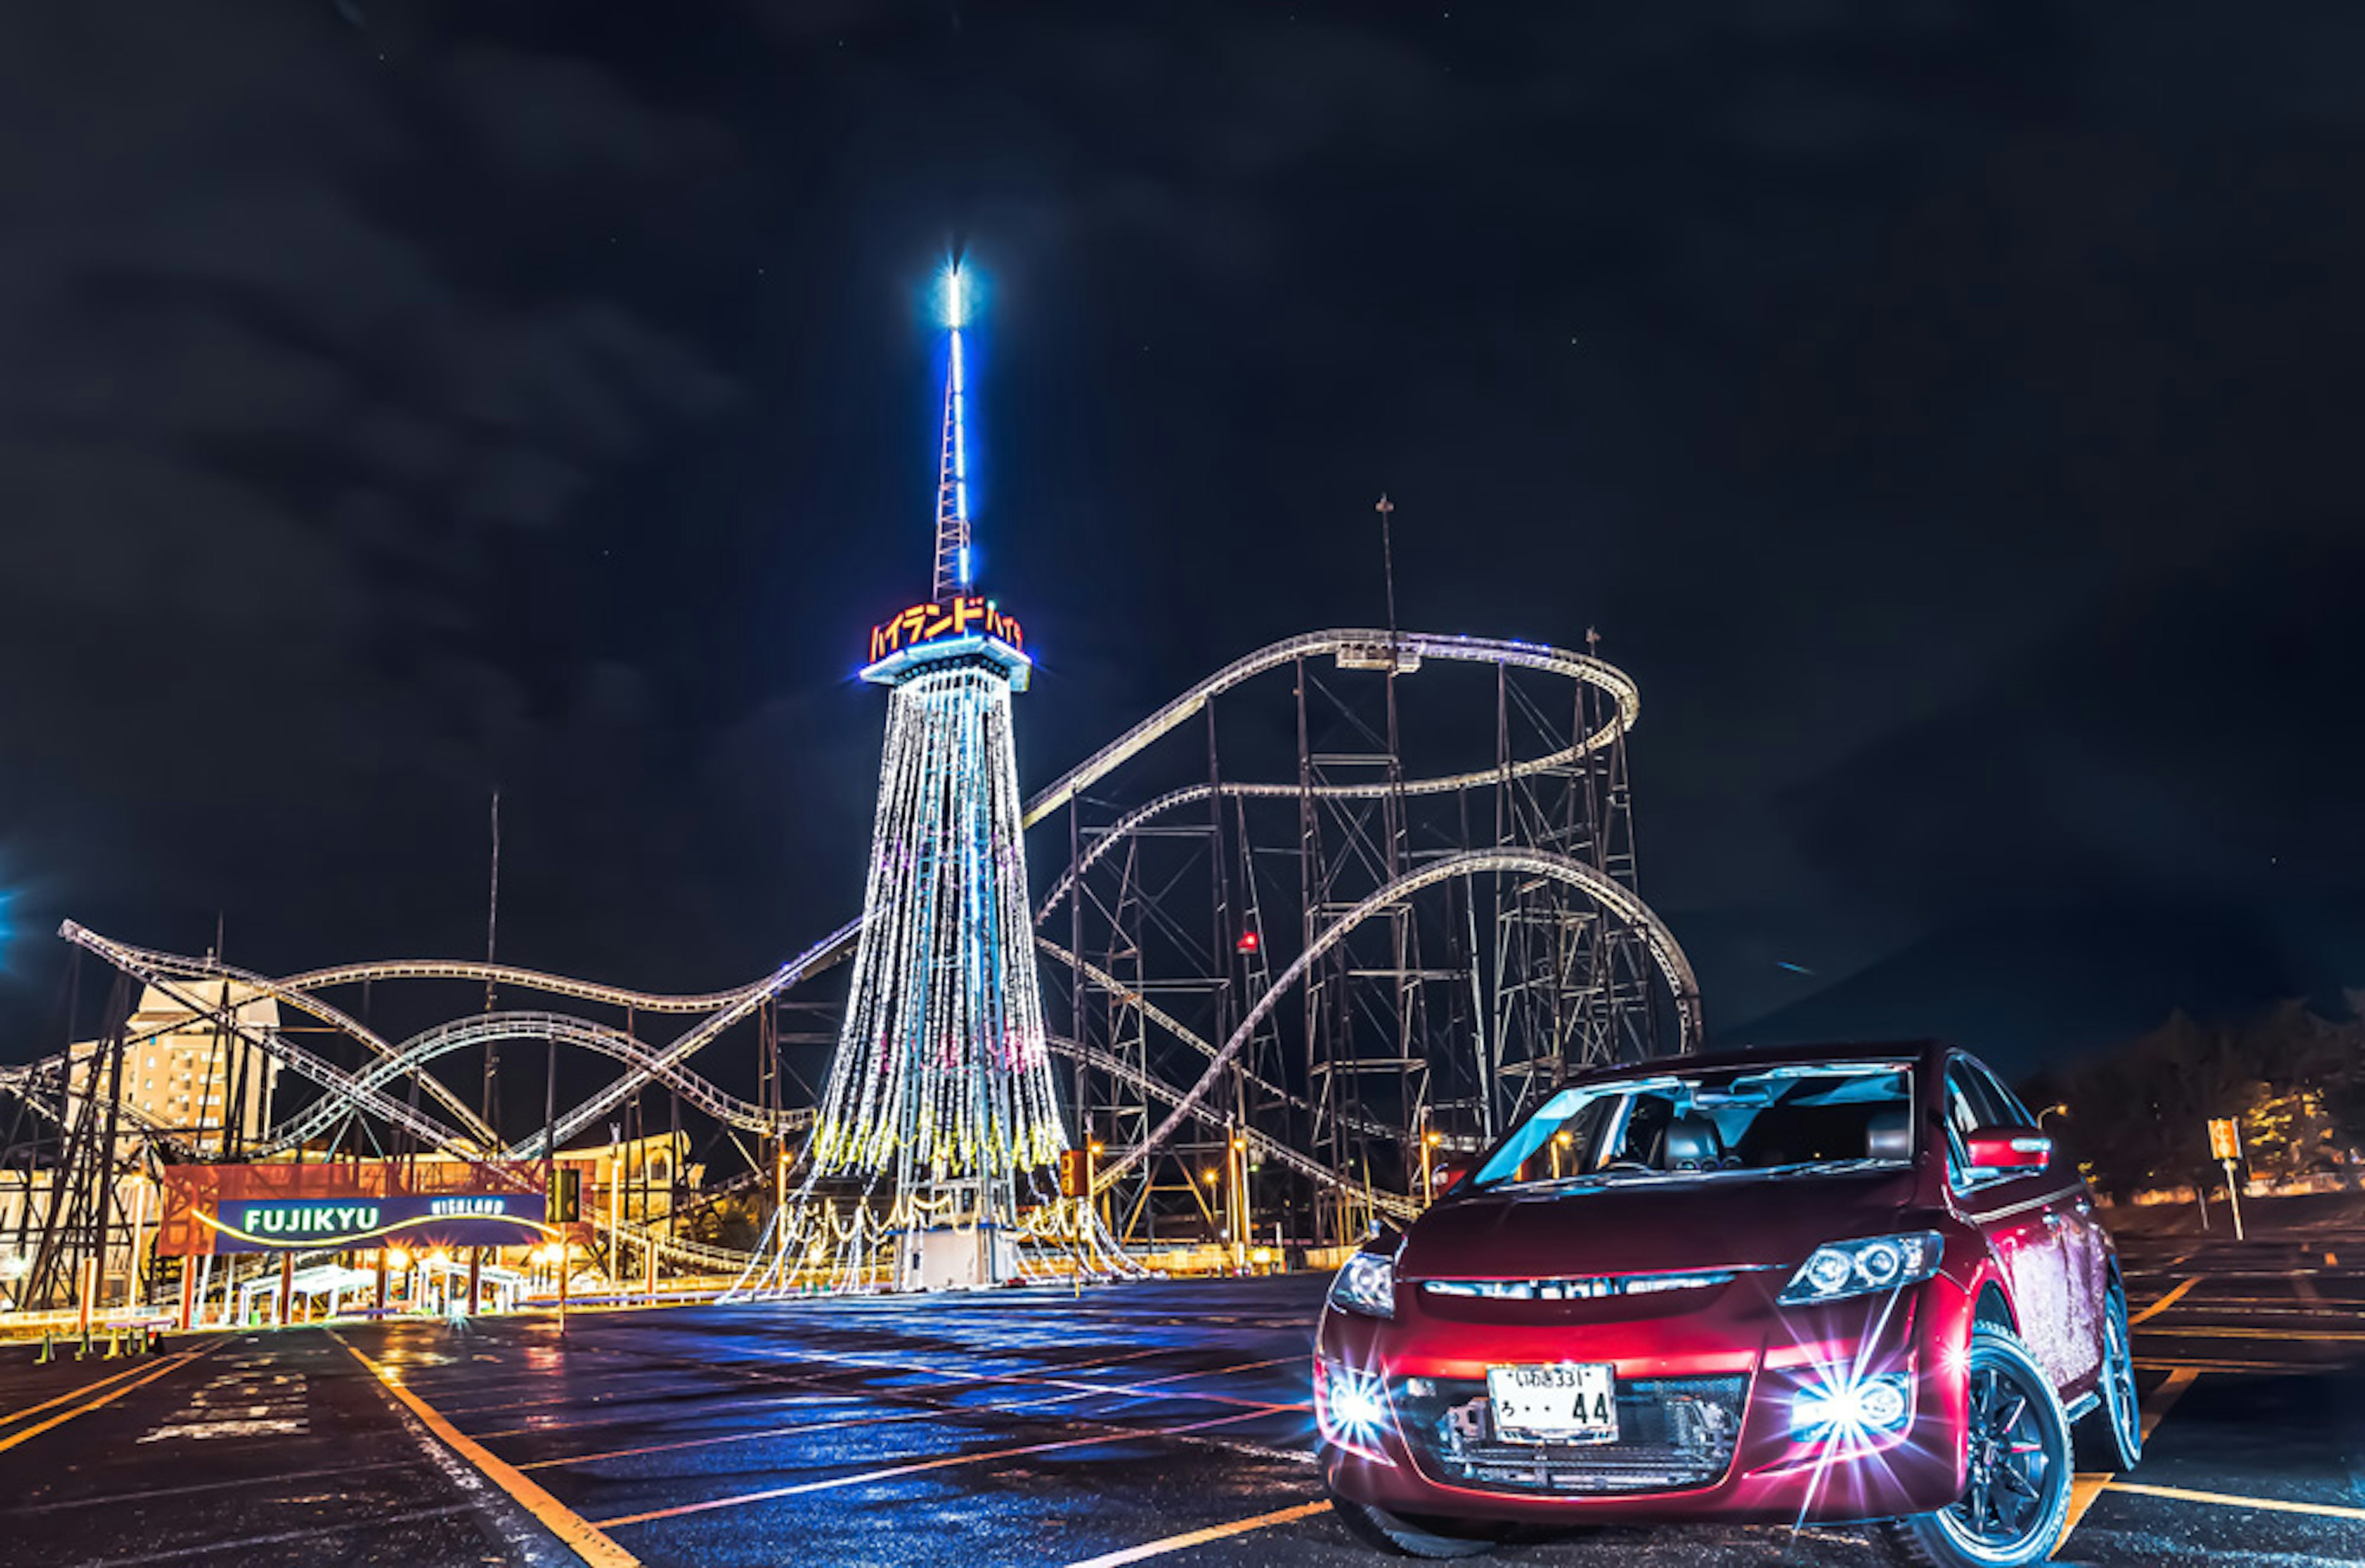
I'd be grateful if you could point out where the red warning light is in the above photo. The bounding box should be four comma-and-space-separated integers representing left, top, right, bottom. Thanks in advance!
1235, 931, 1261, 954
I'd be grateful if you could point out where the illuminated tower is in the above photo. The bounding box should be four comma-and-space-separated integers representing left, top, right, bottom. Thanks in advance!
803, 263, 1070, 1288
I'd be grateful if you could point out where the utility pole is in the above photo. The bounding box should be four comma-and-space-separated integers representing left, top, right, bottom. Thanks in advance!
482, 790, 500, 1132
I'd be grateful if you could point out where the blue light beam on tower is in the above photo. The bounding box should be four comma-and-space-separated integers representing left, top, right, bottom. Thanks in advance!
933, 262, 976, 596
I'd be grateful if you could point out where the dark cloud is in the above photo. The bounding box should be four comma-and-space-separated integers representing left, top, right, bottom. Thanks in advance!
1, 2, 2359, 1086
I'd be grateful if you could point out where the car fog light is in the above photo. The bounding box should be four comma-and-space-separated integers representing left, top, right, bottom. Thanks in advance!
1792, 1370, 1912, 1443
1317, 1360, 1394, 1449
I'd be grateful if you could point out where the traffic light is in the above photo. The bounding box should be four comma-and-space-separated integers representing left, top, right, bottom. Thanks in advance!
549, 1166, 581, 1223
1059, 1148, 1092, 1199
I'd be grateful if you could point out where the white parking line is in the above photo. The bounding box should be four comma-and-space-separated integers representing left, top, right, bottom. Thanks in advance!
594, 1408, 1276, 1529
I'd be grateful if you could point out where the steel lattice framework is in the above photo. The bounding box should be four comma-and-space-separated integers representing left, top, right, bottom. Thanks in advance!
4, 262, 1705, 1303
1027, 627, 1701, 1247
9, 623, 1700, 1299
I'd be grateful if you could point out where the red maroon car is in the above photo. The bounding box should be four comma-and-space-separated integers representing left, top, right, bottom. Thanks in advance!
1315, 1041, 2142, 1566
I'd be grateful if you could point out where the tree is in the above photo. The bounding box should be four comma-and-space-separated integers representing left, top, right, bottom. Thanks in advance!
2050, 1000, 2359, 1199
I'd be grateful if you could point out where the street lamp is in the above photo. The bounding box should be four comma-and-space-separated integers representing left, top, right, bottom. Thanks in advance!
2037, 1102, 2069, 1130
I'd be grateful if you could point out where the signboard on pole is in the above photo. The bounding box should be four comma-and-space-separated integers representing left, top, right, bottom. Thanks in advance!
201, 1193, 548, 1253
154, 1160, 579, 1256
2207, 1118, 2247, 1241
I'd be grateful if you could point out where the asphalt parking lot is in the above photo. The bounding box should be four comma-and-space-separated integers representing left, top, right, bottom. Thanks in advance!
3, 1238, 2359, 1568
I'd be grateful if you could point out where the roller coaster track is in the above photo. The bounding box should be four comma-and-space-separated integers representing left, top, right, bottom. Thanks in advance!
1094, 847, 1702, 1195
58, 921, 498, 1150
1035, 938, 1310, 1115
261, 1011, 816, 1155
55, 934, 479, 1156
275, 960, 764, 1015
1021, 629, 1638, 832
508, 920, 859, 1159
604, 1216, 762, 1274
55, 919, 857, 1166
1049, 1037, 1419, 1222
52, 631, 1694, 1231
0, 1057, 202, 1161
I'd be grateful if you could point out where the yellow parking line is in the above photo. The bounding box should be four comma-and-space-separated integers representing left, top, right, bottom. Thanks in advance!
2151, 1324, 2365, 1343
0, 1348, 208, 1455
1060, 1500, 1333, 1567
2060, 1368, 2197, 1542
2128, 1277, 2198, 1325
2111, 1482, 2365, 1523
0, 1357, 168, 1428
2137, 1357, 2319, 1374
337, 1338, 641, 1568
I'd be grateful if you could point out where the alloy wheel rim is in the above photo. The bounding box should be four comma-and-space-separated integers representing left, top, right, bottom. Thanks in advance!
1939, 1358, 2056, 1553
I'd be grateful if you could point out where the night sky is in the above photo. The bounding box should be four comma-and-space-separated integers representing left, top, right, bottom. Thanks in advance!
4, 4, 2360, 1082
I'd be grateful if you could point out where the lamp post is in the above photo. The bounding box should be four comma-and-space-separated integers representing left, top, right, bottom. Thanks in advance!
1200, 1166, 1220, 1260
1228, 1132, 1250, 1272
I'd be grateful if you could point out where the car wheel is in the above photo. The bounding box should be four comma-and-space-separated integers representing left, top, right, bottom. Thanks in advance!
1882, 1322, 2073, 1568
2072, 1283, 2142, 1472
1326, 1483, 1497, 1559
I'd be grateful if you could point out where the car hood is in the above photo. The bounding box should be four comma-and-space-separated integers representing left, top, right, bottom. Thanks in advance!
1399, 1168, 1919, 1282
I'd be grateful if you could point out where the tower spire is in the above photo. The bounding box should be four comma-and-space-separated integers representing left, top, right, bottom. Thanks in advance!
931, 262, 972, 601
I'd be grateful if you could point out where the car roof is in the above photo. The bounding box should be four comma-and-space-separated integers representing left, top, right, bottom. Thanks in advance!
1563, 1038, 1946, 1085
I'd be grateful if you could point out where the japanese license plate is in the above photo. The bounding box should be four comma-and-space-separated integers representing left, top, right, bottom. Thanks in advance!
1486, 1362, 1618, 1444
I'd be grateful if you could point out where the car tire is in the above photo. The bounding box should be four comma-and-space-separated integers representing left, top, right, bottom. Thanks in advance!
2072, 1283, 2142, 1473
1881, 1322, 2074, 1568
1327, 1484, 1497, 1559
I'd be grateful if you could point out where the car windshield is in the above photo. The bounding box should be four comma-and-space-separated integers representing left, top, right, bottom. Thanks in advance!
1471, 1061, 1915, 1190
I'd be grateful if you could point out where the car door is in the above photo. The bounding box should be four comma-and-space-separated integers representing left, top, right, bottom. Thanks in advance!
1944, 1058, 2092, 1390
1968, 1059, 2107, 1391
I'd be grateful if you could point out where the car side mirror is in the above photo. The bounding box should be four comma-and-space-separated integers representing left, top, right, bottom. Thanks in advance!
1963, 1125, 2052, 1173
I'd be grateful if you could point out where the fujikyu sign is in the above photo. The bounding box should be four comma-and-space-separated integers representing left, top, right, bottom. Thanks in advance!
241, 1202, 382, 1237
202, 1194, 547, 1253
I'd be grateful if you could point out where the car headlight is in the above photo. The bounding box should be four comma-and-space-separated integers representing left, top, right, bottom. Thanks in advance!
1328, 1249, 1397, 1320
1779, 1231, 1944, 1306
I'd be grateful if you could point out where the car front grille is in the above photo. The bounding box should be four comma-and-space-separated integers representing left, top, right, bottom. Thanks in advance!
1393, 1373, 1747, 1497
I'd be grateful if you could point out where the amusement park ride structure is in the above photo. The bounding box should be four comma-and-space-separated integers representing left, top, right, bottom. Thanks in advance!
0, 261, 1704, 1307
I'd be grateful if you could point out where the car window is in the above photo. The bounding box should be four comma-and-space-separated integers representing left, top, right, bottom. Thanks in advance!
1946, 1059, 2032, 1190
1473, 1063, 1915, 1189
1969, 1061, 2036, 1127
